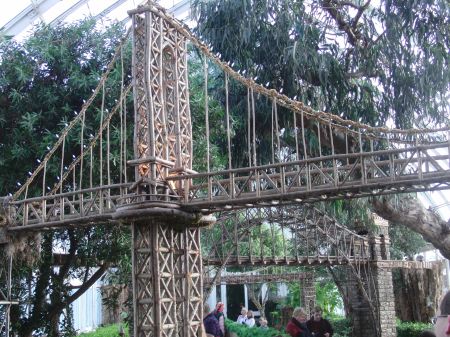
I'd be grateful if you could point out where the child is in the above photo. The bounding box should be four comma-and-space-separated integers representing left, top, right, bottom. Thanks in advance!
259, 318, 269, 329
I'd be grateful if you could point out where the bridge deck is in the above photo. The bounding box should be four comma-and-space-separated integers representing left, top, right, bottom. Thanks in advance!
5, 143, 450, 231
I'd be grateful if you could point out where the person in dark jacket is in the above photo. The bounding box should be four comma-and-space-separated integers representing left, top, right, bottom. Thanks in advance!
286, 307, 313, 337
213, 302, 225, 337
203, 304, 222, 337
307, 306, 333, 337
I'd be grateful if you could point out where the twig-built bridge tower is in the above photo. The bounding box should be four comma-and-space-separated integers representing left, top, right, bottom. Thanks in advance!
126, 6, 203, 337
0, 2, 449, 337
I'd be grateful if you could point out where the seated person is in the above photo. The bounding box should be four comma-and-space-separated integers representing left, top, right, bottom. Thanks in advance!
307, 306, 333, 337
245, 310, 256, 328
237, 307, 248, 324
286, 307, 313, 337
259, 318, 269, 329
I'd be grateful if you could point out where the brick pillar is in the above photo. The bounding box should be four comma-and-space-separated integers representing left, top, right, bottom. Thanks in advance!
300, 272, 316, 317
348, 215, 396, 337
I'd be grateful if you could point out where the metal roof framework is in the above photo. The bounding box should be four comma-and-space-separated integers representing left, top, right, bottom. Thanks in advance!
1, 0, 191, 38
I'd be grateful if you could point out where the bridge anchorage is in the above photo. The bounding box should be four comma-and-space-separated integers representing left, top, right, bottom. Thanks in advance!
0, 1, 449, 337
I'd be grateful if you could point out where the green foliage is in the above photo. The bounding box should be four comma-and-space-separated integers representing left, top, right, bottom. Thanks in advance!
329, 317, 352, 337
396, 320, 433, 337
193, 0, 449, 129
315, 281, 343, 316
225, 319, 290, 337
285, 283, 300, 308
0, 19, 130, 196
1, 19, 133, 336
284, 276, 343, 315
189, 52, 228, 172
78, 324, 129, 337
389, 223, 429, 260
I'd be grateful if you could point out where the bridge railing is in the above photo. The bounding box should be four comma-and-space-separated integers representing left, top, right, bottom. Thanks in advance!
202, 206, 371, 267
7, 183, 132, 231
168, 141, 450, 209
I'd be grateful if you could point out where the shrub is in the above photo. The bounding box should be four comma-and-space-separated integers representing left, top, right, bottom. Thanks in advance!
78, 324, 129, 337
225, 319, 290, 337
329, 317, 351, 337
396, 321, 433, 337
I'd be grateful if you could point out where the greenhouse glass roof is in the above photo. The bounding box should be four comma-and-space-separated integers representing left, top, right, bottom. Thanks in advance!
1, 0, 191, 40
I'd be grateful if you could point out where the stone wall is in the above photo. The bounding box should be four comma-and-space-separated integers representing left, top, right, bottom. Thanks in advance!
347, 215, 397, 337
300, 272, 316, 317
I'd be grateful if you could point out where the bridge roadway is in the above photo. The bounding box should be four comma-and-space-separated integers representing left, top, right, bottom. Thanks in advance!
203, 256, 437, 269
3, 142, 450, 231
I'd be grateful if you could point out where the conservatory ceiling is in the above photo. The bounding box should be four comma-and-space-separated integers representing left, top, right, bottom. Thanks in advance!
0, 0, 190, 39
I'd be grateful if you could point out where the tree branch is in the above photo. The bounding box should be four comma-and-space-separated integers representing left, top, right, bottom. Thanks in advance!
372, 197, 450, 259
352, 0, 371, 29
48, 263, 109, 320
321, 0, 360, 46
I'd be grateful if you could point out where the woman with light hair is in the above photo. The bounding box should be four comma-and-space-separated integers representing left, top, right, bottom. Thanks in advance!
286, 307, 313, 337
237, 307, 248, 324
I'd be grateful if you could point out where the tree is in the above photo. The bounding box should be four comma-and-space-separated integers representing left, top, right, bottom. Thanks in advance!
0, 20, 131, 336
191, 0, 450, 257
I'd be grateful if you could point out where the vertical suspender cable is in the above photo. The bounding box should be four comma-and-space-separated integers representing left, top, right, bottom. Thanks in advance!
79, 111, 86, 190
107, 118, 111, 187
301, 112, 308, 159
90, 147, 93, 199
317, 122, 322, 158
301, 112, 309, 189
247, 88, 251, 167
251, 89, 257, 167
225, 73, 232, 170
120, 45, 124, 185
100, 83, 105, 186
60, 136, 65, 195
72, 167, 76, 204
42, 162, 46, 197
293, 112, 300, 161
274, 99, 280, 161
271, 100, 275, 164
204, 57, 210, 173
123, 82, 128, 184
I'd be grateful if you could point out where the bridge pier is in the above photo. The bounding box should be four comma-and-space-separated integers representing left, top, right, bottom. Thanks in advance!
132, 220, 203, 337
300, 271, 316, 317
348, 216, 396, 337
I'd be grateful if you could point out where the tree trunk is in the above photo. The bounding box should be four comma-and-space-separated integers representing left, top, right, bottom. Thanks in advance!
372, 197, 450, 259
393, 263, 443, 322
50, 314, 60, 337
246, 284, 267, 318
327, 266, 352, 316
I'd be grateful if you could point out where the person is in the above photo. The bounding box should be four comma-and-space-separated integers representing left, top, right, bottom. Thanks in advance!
286, 307, 313, 337
237, 307, 248, 324
213, 302, 225, 337
259, 318, 269, 329
435, 290, 450, 336
245, 310, 256, 327
306, 306, 333, 337
447, 315, 450, 336
203, 304, 222, 337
